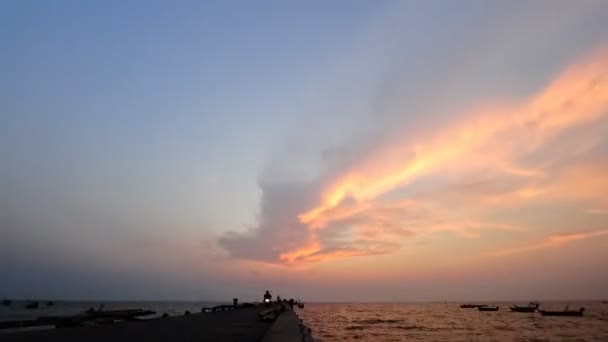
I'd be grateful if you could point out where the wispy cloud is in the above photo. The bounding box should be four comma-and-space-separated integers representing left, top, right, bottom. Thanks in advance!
277, 47, 608, 264
300, 47, 608, 227
585, 208, 608, 215
493, 229, 608, 256
220, 46, 608, 266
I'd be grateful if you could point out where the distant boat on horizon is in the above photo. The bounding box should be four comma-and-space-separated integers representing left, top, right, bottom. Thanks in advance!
25, 301, 39, 309
2, 299, 11, 306
478, 306, 499, 312
460, 304, 487, 308
510, 302, 540, 313
47, 301, 54, 306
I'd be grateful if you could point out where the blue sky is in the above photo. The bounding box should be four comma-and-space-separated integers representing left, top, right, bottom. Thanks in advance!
2, 1, 608, 301
2, 0, 393, 300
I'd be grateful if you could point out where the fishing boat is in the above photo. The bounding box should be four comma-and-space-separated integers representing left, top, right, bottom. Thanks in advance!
2, 299, 11, 306
510, 302, 540, 312
297, 303, 304, 309
46, 301, 54, 306
460, 304, 488, 308
25, 301, 39, 309
538, 307, 585, 317
90, 308, 155, 318
478, 306, 499, 311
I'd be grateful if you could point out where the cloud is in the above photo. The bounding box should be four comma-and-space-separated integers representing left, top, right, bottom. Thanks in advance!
282, 239, 401, 264
585, 208, 608, 215
493, 229, 608, 256
290, 47, 608, 264
218, 181, 317, 263
219, 183, 417, 265
220, 46, 608, 266
300, 46, 608, 226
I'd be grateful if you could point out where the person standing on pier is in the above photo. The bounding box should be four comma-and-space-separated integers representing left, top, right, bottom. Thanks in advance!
263, 289, 272, 306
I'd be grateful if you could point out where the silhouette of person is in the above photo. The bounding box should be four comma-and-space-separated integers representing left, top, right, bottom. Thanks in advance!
263, 290, 272, 305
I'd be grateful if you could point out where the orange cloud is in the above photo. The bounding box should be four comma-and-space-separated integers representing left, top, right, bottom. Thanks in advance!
585, 208, 608, 215
219, 46, 608, 267
278, 237, 402, 265
279, 242, 321, 264
300, 47, 608, 229
493, 229, 608, 256
270, 46, 608, 265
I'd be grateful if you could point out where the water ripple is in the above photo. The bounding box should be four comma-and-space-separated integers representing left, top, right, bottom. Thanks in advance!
297, 301, 608, 341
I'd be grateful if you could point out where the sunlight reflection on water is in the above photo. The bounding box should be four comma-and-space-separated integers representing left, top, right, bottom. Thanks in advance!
297, 302, 608, 341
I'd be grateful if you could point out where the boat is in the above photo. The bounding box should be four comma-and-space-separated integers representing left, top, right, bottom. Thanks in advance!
86, 308, 156, 319
25, 302, 39, 309
510, 302, 540, 312
460, 304, 488, 308
297, 303, 304, 309
2, 299, 11, 306
602, 301, 608, 304
510, 305, 537, 312
46, 301, 54, 306
478, 306, 499, 311
538, 307, 585, 317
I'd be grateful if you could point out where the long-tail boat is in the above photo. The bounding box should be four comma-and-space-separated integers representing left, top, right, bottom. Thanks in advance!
538, 307, 584, 317
510, 302, 540, 312
460, 304, 488, 308
478, 305, 499, 311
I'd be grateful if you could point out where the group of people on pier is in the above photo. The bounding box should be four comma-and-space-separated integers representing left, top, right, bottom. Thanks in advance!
263, 290, 303, 309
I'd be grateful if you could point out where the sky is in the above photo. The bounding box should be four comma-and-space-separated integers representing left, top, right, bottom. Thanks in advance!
2, 0, 608, 302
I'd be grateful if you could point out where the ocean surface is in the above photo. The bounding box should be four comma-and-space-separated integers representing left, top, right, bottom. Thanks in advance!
2, 300, 608, 340
0, 300, 227, 323
296, 302, 608, 341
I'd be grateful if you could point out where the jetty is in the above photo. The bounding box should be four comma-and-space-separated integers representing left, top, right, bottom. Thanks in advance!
1, 302, 313, 342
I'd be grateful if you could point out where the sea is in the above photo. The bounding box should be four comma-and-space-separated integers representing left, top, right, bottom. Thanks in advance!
0, 300, 225, 323
2, 300, 608, 340
296, 301, 608, 341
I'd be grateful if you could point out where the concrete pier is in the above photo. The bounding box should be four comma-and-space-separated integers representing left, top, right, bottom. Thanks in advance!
2, 304, 313, 342
262, 305, 314, 342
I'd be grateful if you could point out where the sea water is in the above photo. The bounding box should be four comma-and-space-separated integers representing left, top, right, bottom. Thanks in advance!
296, 301, 608, 341
2, 300, 607, 340
0, 300, 226, 323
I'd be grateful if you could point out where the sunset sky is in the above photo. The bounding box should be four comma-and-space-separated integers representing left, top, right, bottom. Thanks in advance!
2, 0, 608, 302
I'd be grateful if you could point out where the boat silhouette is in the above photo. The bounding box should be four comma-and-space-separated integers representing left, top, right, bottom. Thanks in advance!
460, 304, 487, 308
478, 306, 499, 311
538, 306, 584, 317
25, 301, 39, 309
510, 302, 539, 312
